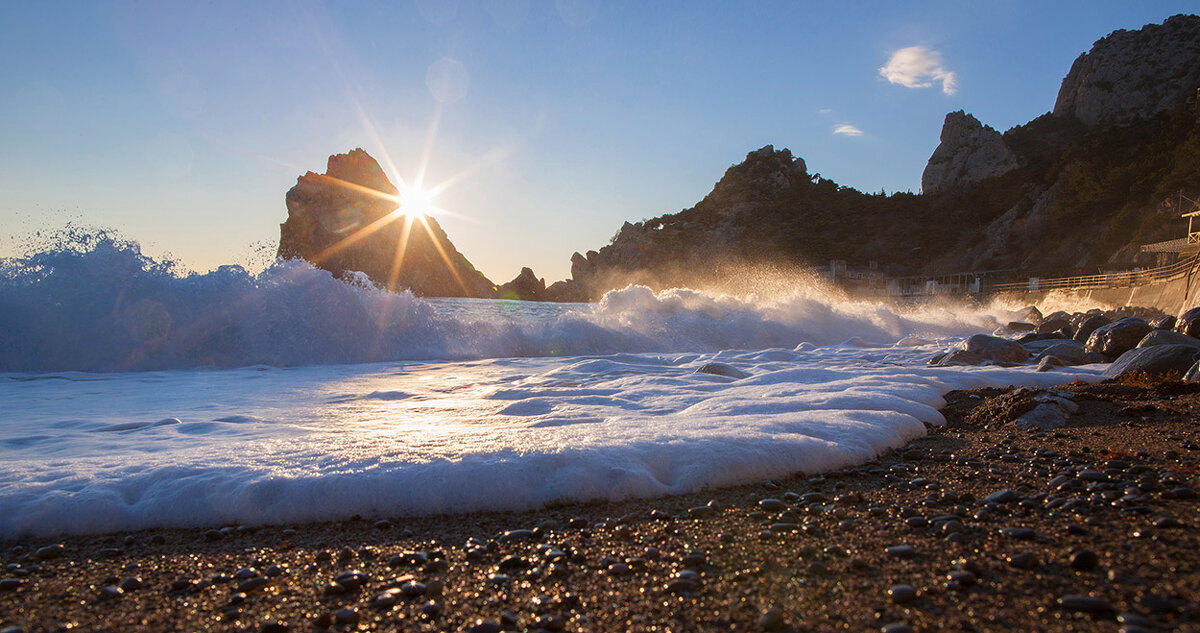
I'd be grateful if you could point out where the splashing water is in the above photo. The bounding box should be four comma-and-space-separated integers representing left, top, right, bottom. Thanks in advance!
0, 229, 1102, 537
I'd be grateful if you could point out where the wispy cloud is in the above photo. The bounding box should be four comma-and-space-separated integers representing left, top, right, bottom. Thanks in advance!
817, 108, 834, 115
879, 46, 957, 95
833, 124, 863, 137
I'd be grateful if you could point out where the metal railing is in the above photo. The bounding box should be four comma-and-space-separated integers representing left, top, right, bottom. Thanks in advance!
987, 255, 1199, 293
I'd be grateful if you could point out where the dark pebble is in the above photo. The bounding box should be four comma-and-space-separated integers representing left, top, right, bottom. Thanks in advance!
239, 577, 271, 593
333, 570, 368, 591
759, 499, 787, 512
497, 555, 526, 570
371, 588, 402, 609
500, 529, 536, 542
881, 624, 914, 633
1001, 527, 1037, 540
261, 622, 288, 633
97, 585, 123, 601
34, 544, 64, 560
468, 621, 504, 633
886, 545, 915, 557
888, 584, 917, 603
983, 489, 1018, 504
666, 579, 700, 595
1069, 550, 1099, 570
334, 608, 359, 625
1117, 613, 1151, 627
118, 577, 143, 592
401, 581, 426, 597
1008, 552, 1038, 570
0, 578, 23, 591
946, 570, 976, 588
758, 607, 784, 630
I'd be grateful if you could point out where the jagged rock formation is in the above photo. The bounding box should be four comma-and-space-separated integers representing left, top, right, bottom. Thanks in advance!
921, 111, 1020, 194
1054, 14, 1200, 127
497, 267, 546, 301
536, 15, 1200, 301
278, 149, 497, 298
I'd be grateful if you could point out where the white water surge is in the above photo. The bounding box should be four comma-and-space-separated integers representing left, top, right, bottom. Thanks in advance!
0, 233, 1103, 537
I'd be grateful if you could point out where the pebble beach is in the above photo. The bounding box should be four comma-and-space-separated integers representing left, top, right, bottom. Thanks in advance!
3, 377, 1199, 633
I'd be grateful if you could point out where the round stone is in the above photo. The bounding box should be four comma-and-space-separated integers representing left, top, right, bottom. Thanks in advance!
1069, 550, 1099, 570
888, 584, 918, 603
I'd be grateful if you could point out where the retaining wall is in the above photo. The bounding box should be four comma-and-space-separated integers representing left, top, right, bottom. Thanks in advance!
991, 262, 1200, 316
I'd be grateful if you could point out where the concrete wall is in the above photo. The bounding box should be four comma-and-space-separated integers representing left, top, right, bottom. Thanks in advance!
992, 258, 1200, 316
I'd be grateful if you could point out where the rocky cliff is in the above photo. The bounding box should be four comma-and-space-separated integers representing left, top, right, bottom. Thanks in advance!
278, 149, 498, 298
539, 15, 1200, 301
1054, 14, 1200, 127
921, 111, 1020, 194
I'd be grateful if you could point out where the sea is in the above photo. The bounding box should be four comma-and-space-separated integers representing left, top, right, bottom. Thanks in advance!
0, 233, 1103, 538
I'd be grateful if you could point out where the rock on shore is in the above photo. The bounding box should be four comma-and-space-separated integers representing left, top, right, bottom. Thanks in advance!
278, 149, 498, 298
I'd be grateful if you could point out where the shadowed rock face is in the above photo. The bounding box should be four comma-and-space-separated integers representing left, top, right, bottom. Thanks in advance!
921, 111, 1019, 194
1054, 14, 1200, 127
278, 149, 497, 298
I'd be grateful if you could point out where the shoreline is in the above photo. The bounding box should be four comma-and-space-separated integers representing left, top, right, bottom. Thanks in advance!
3, 379, 1199, 632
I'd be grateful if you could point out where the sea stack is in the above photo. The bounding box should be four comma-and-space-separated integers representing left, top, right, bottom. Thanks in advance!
278, 149, 497, 298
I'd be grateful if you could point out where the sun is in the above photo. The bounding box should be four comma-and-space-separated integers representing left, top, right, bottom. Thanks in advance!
395, 183, 439, 219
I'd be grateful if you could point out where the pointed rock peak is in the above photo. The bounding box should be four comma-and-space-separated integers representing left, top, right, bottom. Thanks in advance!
320, 148, 398, 195
278, 149, 496, 298
922, 110, 1019, 194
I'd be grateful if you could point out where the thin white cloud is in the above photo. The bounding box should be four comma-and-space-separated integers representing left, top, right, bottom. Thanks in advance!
879, 46, 958, 95
817, 108, 834, 115
833, 124, 863, 137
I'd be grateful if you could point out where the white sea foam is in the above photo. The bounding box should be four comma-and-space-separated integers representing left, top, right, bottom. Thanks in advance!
0, 346, 1103, 538
0, 231, 1101, 537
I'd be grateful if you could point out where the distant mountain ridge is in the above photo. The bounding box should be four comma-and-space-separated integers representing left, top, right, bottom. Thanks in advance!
529, 14, 1200, 301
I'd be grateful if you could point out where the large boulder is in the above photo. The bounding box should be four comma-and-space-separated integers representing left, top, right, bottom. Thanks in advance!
1073, 314, 1111, 343
1176, 307, 1200, 338
1054, 15, 1200, 127
1102, 344, 1200, 379
921, 111, 1020, 194
958, 334, 1030, 364
1037, 313, 1073, 336
1086, 317, 1153, 359
1136, 329, 1200, 349
1032, 342, 1089, 366
1150, 315, 1177, 330
278, 149, 497, 298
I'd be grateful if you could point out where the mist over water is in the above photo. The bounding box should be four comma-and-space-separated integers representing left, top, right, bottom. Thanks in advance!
0, 230, 1024, 373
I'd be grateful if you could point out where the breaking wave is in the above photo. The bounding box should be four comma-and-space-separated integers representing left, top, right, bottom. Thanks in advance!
0, 229, 1016, 372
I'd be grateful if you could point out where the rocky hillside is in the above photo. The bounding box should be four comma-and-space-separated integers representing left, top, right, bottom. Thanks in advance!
278, 149, 497, 298
534, 14, 1200, 302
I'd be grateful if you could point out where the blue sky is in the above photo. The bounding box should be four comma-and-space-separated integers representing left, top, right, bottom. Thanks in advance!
1, 1, 1195, 283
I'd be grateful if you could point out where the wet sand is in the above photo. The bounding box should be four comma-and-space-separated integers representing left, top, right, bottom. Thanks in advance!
3, 378, 1200, 632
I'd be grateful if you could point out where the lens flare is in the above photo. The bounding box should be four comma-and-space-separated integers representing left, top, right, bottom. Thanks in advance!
396, 183, 440, 219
